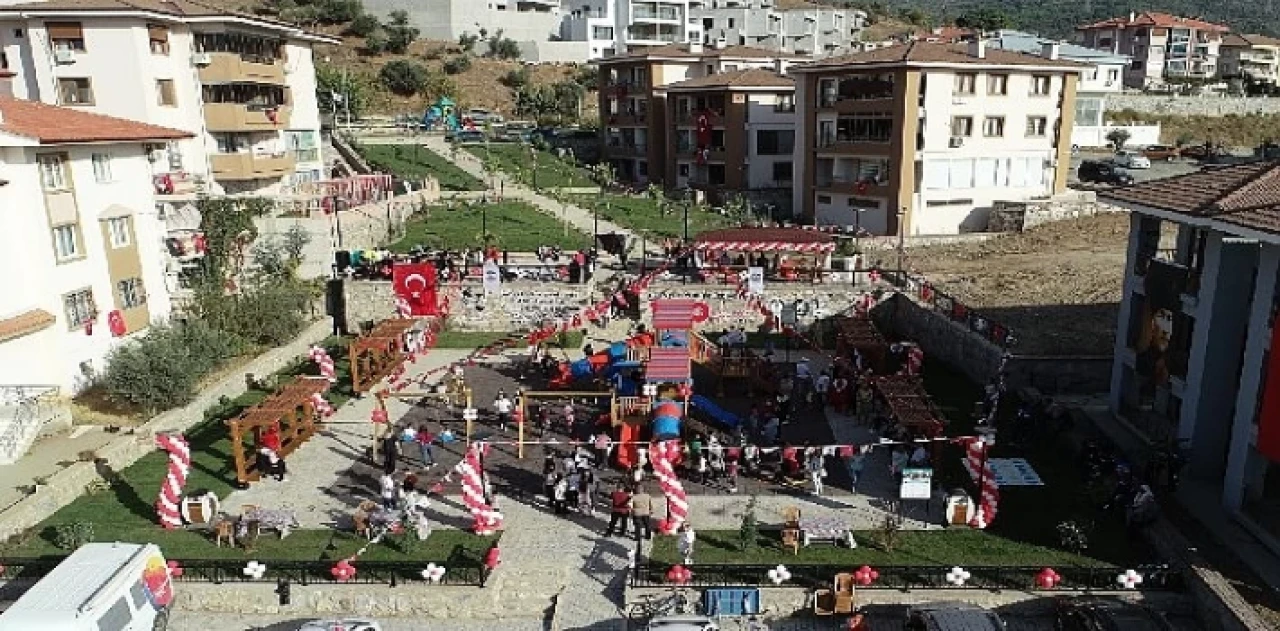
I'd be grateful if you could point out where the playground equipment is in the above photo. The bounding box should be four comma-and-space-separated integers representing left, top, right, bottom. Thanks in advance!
516, 390, 618, 458
374, 381, 473, 446
422, 96, 460, 131
226, 377, 331, 485
350, 319, 419, 393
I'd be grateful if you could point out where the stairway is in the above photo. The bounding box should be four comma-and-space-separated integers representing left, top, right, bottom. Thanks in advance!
0, 385, 64, 465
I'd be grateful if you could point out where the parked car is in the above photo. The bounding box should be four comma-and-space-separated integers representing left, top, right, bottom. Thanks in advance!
1078, 160, 1135, 185
1141, 144, 1181, 161
647, 615, 719, 631
1054, 596, 1174, 631
906, 602, 1007, 630
298, 620, 382, 631
449, 130, 488, 144
462, 108, 503, 124
1111, 150, 1152, 169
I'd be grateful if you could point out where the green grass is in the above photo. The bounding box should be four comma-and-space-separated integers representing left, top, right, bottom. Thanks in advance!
465, 144, 596, 189
650, 529, 1111, 568
390, 200, 588, 252
573, 193, 738, 239
358, 144, 486, 192
434, 330, 584, 351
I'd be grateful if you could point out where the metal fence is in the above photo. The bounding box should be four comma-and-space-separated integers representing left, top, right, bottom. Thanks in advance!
0, 556, 489, 587
631, 562, 1183, 592
881, 269, 1016, 348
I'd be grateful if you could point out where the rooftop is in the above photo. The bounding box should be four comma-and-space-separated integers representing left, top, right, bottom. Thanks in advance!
0, 0, 341, 42
1099, 161, 1280, 236
1077, 11, 1230, 33
791, 41, 1087, 72
600, 43, 803, 63
664, 68, 795, 91
1222, 33, 1280, 48
0, 97, 192, 145
989, 29, 1130, 65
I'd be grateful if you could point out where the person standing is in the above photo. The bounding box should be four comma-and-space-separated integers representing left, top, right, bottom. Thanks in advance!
814, 370, 831, 409
593, 432, 612, 469
415, 425, 436, 469
846, 446, 867, 494
493, 390, 514, 432
552, 475, 570, 515
676, 523, 696, 565
543, 469, 558, 508
577, 468, 596, 516
379, 472, 398, 510
806, 447, 826, 496
603, 484, 632, 537
630, 485, 653, 540
380, 432, 399, 475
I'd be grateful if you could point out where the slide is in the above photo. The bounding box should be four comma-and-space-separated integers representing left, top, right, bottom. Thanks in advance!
690, 394, 741, 429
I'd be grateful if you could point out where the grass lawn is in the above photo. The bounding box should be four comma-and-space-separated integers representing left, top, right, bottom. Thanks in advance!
390, 200, 588, 252
573, 193, 738, 238
649, 528, 1110, 568
465, 144, 596, 189
358, 144, 486, 192
434, 330, 584, 351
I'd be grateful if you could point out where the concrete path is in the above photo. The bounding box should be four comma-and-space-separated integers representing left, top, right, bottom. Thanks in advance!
0, 425, 115, 510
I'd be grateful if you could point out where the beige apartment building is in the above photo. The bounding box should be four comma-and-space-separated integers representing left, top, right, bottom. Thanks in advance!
1220, 34, 1280, 87
1076, 12, 1229, 88
789, 41, 1081, 236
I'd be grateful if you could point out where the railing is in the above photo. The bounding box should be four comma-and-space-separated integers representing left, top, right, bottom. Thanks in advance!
631, 561, 1183, 591
880, 269, 1016, 348
0, 556, 490, 587
0, 385, 61, 465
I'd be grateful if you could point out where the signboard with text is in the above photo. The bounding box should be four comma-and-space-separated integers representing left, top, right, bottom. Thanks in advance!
747, 266, 764, 295
900, 467, 933, 500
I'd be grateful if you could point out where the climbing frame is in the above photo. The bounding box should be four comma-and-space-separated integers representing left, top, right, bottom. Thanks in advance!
226, 376, 331, 484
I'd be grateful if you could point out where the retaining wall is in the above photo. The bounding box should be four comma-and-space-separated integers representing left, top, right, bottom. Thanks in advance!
988, 195, 1125, 232
1109, 94, 1280, 117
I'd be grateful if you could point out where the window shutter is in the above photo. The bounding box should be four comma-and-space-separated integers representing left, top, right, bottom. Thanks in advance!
46, 22, 83, 40
148, 24, 169, 43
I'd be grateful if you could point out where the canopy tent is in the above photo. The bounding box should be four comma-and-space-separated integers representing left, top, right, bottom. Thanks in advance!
693, 227, 837, 253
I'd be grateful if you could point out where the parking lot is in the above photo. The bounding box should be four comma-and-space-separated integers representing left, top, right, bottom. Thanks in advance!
1069, 153, 1202, 186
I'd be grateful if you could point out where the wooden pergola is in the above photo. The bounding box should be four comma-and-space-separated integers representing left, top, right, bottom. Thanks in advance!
836, 317, 889, 373
226, 376, 331, 485
350, 319, 418, 393
873, 374, 945, 438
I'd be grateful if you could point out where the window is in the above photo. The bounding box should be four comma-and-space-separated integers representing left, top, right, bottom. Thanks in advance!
57, 78, 94, 105
92, 153, 113, 183
1031, 75, 1051, 95
107, 217, 131, 248
816, 194, 832, 204
215, 133, 246, 154
954, 73, 976, 95
1025, 116, 1048, 137
772, 161, 793, 183
678, 163, 690, 177
128, 580, 149, 610
834, 114, 893, 143
756, 130, 795, 155
987, 74, 1008, 95
47, 21, 85, 51
775, 93, 795, 112
286, 130, 320, 162
52, 225, 81, 260
148, 24, 169, 54
195, 32, 283, 62
950, 116, 974, 137
38, 154, 67, 190
592, 26, 613, 40
94, 595, 131, 631
982, 116, 1005, 137
708, 164, 726, 185
200, 83, 285, 107
1107, 68, 1120, 83
818, 78, 837, 107
117, 278, 146, 309
156, 79, 176, 106
728, 18, 735, 28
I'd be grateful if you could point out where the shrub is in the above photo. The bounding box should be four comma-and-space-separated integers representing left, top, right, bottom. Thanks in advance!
737, 495, 759, 551
197, 281, 313, 348
443, 55, 472, 75
501, 67, 531, 88
384, 11, 418, 55
102, 320, 243, 413
316, 0, 361, 24
458, 32, 480, 53
51, 522, 95, 550
346, 13, 381, 38
380, 59, 430, 96
1105, 128, 1131, 151
488, 37, 521, 60
362, 29, 388, 55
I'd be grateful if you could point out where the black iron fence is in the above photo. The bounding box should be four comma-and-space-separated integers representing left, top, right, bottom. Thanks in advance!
880, 269, 1016, 348
631, 562, 1183, 592
0, 556, 489, 587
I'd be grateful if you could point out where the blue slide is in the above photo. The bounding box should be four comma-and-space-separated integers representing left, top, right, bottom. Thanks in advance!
690, 395, 741, 429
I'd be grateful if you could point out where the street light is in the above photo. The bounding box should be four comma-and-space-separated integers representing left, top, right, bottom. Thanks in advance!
463, 406, 478, 446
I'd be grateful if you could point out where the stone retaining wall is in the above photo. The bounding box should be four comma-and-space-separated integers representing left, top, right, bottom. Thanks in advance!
1109, 94, 1280, 117
988, 195, 1125, 232
0, 320, 333, 543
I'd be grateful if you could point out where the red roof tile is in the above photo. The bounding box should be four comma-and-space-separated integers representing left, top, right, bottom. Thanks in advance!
665, 68, 795, 91
1099, 161, 1280, 236
0, 97, 192, 144
793, 41, 1086, 71
1078, 12, 1229, 33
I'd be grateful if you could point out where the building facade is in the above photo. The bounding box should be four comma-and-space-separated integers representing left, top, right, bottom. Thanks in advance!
0, 0, 338, 197
365, 0, 563, 43
789, 41, 1080, 236
563, 0, 704, 60
1076, 12, 1228, 88
663, 66, 794, 206
0, 96, 189, 413
1220, 34, 1280, 87
1100, 161, 1280, 553
695, 0, 865, 57
597, 41, 794, 185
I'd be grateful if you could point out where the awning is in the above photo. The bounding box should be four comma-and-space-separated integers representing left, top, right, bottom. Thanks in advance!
652, 299, 700, 331
0, 309, 56, 344
645, 347, 692, 383
695, 227, 836, 253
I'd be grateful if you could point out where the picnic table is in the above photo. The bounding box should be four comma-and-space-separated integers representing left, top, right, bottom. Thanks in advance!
799, 515, 856, 548
241, 508, 300, 538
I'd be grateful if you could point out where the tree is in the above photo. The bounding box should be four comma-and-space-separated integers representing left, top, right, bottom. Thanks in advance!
379, 59, 430, 96
346, 13, 381, 38
362, 29, 389, 55
384, 9, 419, 54
955, 8, 1012, 32
486, 30, 521, 60
458, 32, 480, 53
315, 0, 361, 24
316, 63, 370, 119
737, 495, 760, 551
552, 80, 586, 122
1106, 128, 1132, 151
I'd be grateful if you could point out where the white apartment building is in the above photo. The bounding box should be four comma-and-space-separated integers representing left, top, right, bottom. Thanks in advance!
696, 0, 865, 58
0, 95, 189, 460
365, 0, 564, 43
1220, 34, 1280, 87
791, 41, 1080, 236
1076, 12, 1229, 88
563, 0, 704, 60
0, 0, 339, 197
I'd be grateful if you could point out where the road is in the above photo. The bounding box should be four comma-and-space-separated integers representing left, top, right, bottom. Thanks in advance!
1068, 153, 1202, 184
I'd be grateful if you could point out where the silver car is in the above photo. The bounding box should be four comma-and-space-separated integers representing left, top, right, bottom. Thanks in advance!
1111, 150, 1152, 169
646, 615, 720, 631
297, 619, 382, 631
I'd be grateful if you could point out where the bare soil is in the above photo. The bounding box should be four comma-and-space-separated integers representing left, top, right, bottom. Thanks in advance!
904, 213, 1134, 356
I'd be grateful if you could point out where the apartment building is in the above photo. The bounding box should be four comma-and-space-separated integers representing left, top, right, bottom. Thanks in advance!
0, 0, 339, 197
1076, 11, 1229, 88
664, 65, 795, 206
696, 0, 865, 57
789, 41, 1081, 236
1220, 34, 1280, 87
598, 41, 795, 184
1099, 161, 1280, 552
0, 96, 189, 452
563, 0, 704, 60
365, 0, 563, 43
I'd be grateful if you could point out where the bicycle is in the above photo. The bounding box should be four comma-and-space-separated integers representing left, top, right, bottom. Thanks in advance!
625, 587, 699, 620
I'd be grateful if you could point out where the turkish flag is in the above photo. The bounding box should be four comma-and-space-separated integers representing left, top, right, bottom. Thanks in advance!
392, 263, 439, 316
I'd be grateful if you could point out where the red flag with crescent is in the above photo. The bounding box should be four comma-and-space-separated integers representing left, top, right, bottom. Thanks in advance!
392, 263, 439, 316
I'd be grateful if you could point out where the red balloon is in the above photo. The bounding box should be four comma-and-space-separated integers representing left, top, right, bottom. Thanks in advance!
665, 564, 692, 584
485, 547, 502, 570
371, 409, 389, 424
853, 565, 879, 586
166, 560, 183, 577
1035, 567, 1061, 589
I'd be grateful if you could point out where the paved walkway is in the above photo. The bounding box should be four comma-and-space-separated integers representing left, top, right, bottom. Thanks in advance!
0, 425, 115, 510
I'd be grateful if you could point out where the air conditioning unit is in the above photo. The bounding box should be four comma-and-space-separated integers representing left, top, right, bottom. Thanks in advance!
948, 136, 965, 148
53, 48, 75, 64
191, 52, 212, 66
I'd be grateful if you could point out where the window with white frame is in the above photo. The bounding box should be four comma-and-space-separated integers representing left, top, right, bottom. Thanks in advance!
38, 154, 67, 190
106, 217, 131, 248
983, 116, 1005, 137
52, 224, 80, 260
950, 116, 974, 137
63, 288, 95, 328
953, 73, 976, 95
987, 74, 1008, 95
286, 130, 320, 163
92, 153, 113, 182
1031, 75, 1052, 95
117, 277, 146, 309
1025, 116, 1049, 137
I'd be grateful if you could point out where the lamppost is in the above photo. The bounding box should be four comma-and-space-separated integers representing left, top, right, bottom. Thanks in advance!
480, 196, 489, 242
896, 207, 906, 279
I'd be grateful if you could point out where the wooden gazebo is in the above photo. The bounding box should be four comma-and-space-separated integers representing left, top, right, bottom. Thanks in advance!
226, 376, 331, 484
836, 317, 889, 373
873, 374, 945, 438
350, 318, 418, 393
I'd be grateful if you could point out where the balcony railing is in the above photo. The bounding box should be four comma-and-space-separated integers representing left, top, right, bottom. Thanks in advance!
197, 52, 285, 85
203, 103, 292, 132
210, 152, 296, 181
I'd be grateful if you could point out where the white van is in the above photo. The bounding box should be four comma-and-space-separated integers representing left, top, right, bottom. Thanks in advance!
0, 542, 174, 631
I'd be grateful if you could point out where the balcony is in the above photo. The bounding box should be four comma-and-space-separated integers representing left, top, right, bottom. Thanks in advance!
815, 176, 890, 196
606, 111, 648, 126
197, 52, 286, 85
203, 103, 291, 132
606, 141, 648, 157
209, 152, 296, 181
633, 7, 682, 21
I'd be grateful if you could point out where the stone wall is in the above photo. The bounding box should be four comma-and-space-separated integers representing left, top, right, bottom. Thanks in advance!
342, 280, 595, 333
644, 283, 863, 332
988, 194, 1126, 232
1108, 94, 1280, 117
0, 320, 334, 543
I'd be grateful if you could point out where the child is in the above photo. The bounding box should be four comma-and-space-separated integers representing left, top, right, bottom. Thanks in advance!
676, 523, 696, 565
